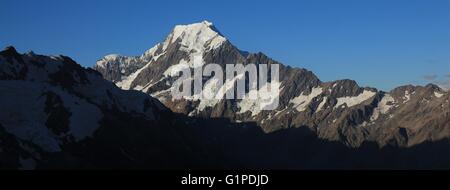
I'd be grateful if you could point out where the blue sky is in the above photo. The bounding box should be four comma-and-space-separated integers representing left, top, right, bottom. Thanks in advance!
1, 0, 449, 91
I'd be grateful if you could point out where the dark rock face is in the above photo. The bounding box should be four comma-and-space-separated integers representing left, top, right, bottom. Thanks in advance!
44, 91, 71, 140
0, 46, 28, 80
94, 21, 450, 148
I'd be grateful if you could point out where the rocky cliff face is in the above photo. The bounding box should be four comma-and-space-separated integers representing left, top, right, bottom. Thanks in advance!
2, 46, 450, 169
94, 21, 450, 148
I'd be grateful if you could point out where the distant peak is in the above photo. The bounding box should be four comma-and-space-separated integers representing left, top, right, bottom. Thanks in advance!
164, 20, 227, 52
104, 54, 121, 60
171, 20, 222, 37
425, 83, 443, 91
201, 20, 213, 27
26, 50, 36, 55
2, 46, 18, 54
175, 20, 214, 28
0, 46, 19, 57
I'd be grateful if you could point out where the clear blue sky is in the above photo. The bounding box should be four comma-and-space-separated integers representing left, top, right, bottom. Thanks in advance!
1, 0, 449, 91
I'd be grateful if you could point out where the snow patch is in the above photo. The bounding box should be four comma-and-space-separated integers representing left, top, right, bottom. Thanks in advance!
238, 82, 283, 117
316, 97, 328, 112
335, 90, 376, 108
370, 94, 395, 121
403, 90, 411, 103
435, 91, 444, 98
289, 87, 323, 112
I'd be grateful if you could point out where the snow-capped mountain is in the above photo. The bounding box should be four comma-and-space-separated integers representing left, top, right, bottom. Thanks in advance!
2, 44, 450, 169
95, 21, 450, 148
0, 46, 178, 168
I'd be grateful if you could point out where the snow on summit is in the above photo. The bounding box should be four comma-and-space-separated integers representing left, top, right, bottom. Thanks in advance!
164, 20, 226, 52
96, 20, 227, 71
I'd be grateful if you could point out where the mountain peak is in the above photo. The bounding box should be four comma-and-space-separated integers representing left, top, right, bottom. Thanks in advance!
0, 46, 19, 56
173, 20, 216, 31
103, 54, 121, 60
163, 20, 226, 52
201, 20, 213, 27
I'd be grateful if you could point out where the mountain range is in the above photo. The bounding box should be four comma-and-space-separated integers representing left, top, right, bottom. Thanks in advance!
0, 21, 449, 169
95, 21, 450, 148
